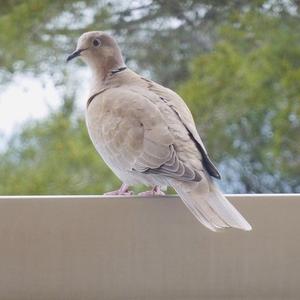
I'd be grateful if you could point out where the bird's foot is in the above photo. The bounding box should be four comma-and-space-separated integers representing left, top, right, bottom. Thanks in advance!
104, 183, 133, 196
138, 186, 165, 196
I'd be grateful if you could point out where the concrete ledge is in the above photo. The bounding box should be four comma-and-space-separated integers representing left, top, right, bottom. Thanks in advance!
0, 194, 299, 300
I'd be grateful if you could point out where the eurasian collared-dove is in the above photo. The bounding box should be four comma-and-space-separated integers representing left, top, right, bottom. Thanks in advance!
67, 31, 252, 232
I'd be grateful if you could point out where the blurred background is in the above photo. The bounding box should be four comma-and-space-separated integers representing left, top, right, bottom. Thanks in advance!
0, 0, 299, 195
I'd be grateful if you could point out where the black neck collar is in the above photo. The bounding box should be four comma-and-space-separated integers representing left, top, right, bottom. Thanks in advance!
110, 66, 127, 75
87, 67, 127, 108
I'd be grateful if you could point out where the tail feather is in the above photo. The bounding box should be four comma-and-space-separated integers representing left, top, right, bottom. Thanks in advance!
208, 184, 252, 231
170, 180, 252, 232
180, 196, 219, 231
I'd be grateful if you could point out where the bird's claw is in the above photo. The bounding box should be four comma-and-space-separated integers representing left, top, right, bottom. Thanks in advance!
104, 190, 133, 196
104, 183, 133, 196
138, 186, 165, 196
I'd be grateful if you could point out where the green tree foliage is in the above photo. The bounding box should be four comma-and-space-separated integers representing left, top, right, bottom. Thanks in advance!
0, 100, 119, 194
179, 11, 300, 192
0, 0, 111, 84
0, 0, 279, 86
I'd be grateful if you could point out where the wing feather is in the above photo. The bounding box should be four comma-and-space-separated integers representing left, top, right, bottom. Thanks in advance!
97, 87, 202, 182
140, 78, 221, 179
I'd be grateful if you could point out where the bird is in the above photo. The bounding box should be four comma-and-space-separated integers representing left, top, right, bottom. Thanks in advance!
67, 31, 252, 232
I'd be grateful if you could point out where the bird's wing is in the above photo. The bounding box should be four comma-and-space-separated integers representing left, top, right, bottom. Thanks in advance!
96, 87, 202, 182
139, 77, 221, 179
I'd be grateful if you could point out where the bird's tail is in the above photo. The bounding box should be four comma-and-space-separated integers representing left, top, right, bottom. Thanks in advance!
170, 179, 252, 232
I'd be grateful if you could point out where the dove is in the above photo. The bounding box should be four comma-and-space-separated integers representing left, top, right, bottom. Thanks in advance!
67, 31, 252, 232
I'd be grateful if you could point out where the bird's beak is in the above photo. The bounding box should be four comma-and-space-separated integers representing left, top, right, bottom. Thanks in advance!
66, 48, 86, 62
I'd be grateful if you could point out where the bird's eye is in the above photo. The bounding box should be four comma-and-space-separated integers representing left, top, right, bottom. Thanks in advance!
93, 38, 101, 47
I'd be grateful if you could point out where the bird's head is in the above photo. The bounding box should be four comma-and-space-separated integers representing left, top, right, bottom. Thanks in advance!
67, 31, 124, 73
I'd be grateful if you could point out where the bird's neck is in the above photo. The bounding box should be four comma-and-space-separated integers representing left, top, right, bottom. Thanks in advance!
88, 55, 125, 95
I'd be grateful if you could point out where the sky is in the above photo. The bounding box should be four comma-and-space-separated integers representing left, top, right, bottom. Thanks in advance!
0, 70, 89, 147
0, 76, 60, 138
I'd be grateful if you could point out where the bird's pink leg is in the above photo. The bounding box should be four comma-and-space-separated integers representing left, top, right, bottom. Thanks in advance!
138, 186, 166, 196
104, 183, 133, 196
